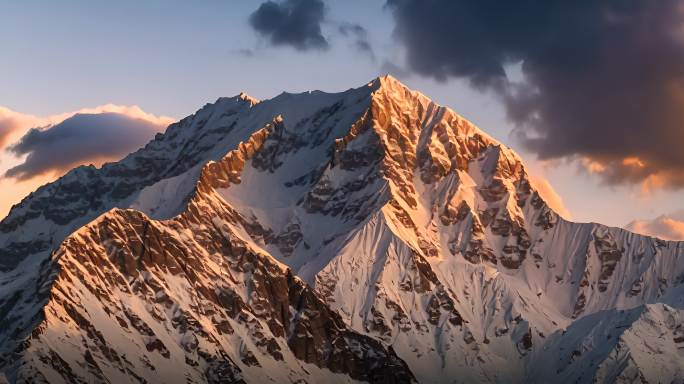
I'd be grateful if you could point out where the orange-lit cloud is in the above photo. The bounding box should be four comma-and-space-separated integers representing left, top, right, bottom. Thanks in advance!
46, 104, 175, 128
580, 155, 684, 194
0, 107, 42, 149
0, 104, 174, 151
581, 158, 606, 174
529, 174, 572, 220
5, 113, 168, 181
625, 211, 684, 241
622, 157, 646, 169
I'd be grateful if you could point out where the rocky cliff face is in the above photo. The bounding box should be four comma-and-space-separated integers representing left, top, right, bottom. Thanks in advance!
3, 190, 414, 383
1, 76, 683, 383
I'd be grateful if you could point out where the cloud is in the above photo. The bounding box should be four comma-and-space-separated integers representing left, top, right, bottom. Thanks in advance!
528, 175, 572, 220
249, 0, 328, 51
625, 210, 684, 240
50, 104, 174, 127
0, 107, 41, 150
4, 111, 170, 181
338, 22, 375, 60
235, 48, 255, 58
386, 0, 684, 190
0, 104, 173, 152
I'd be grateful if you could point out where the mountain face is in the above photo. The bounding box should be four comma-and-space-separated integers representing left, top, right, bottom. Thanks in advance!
1, 76, 683, 384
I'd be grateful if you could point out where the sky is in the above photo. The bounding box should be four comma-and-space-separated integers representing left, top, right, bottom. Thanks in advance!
1, 0, 683, 235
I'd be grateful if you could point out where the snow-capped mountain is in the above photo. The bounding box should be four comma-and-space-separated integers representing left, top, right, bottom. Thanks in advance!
1, 76, 683, 383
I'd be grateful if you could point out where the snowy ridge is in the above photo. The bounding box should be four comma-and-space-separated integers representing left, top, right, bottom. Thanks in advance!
1, 76, 684, 383
2, 189, 414, 383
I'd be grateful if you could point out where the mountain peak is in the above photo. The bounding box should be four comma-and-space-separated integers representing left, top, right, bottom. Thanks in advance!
369, 73, 415, 95
1, 78, 684, 383
374, 73, 401, 85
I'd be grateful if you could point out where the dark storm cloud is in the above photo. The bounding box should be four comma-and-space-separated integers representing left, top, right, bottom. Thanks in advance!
249, 0, 328, 51
338, 22, 375, 60
387, 0, 684, 188
5, 113, 162, 180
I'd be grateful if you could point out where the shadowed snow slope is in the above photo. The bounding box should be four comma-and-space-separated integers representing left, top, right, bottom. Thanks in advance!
1, 76, 683, 383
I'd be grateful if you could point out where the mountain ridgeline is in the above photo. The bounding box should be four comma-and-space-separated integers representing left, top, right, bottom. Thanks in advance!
1, 76, 683, 383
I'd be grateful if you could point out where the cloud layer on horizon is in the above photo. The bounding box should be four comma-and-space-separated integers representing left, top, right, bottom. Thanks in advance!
626, 210, 684, 241
0, 104, 174, 152
386, 0, 684, 191
1, 105, 173, 181
5, 112, 166, 181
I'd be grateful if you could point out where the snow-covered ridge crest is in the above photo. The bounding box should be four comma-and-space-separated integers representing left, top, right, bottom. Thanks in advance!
0, 109, 417, 382
237, 92, 260, 107
1, 75, 684, 383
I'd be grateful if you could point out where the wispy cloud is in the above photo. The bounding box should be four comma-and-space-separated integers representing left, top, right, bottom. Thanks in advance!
338, 22, 375, 60
249, 0, 328, 51
0, 105, 173, 180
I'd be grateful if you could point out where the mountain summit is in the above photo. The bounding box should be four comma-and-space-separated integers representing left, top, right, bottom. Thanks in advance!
1, 76, 683, 383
